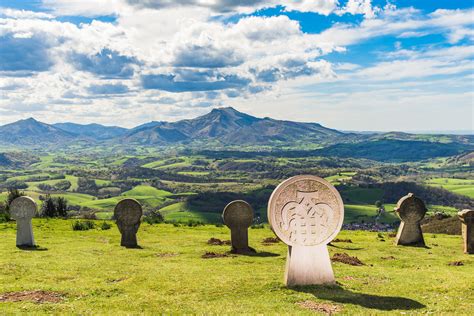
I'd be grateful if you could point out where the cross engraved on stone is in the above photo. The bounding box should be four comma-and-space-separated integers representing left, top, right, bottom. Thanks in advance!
281, 191, 333, 245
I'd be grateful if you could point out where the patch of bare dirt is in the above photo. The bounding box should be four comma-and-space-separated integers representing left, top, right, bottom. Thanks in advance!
331, 253, 365, 266
201, 252, 229, 259
207, 238, 231, 246
262, 237, 280, 245
448, 261, 464, 266
381, 256, 396, 260
387, 233, 397, 238
106, 277, 127, 284
0, 290, 63, 303
332, 238, 353, 243
297, 300, 342, 314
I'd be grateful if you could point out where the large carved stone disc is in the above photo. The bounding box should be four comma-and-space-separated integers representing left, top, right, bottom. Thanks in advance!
394, 193, 426, 222
10, 196, 37, 220
114, 199, 142, 225
223, 200, 253, 228
268, 175, 344, 247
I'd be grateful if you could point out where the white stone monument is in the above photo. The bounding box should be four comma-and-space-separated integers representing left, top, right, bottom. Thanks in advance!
268, 175, 344, 286
10, 196, 37, 247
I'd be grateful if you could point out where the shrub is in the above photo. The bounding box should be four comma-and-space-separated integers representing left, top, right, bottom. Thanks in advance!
187, 220, 204, 227
143, 209, 164, 225
72, 220, 95, 231
100, 221, 112, 230
251, 224, 265, 229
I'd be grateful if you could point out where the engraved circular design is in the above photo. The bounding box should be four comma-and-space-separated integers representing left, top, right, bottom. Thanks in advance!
114, 199, 142, 226
223, 200, 254, 228
394, 193, 426, 222
267, 175, 344, 247
10, 196, 37, 219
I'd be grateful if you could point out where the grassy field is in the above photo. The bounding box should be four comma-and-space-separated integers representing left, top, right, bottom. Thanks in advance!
0, 219, 472, 314
425, 177, 474, 199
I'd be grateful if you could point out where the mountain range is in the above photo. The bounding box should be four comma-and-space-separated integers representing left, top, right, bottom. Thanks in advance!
0, 107, 472, 162
0, 107, 345, 146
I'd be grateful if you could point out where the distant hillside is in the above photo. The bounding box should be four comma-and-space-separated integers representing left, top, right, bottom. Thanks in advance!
54, 122, 128, 140
315, 140, 473, 162
123, 107, 344, 145
0, 108, 471, 154
0, 118, 75, 145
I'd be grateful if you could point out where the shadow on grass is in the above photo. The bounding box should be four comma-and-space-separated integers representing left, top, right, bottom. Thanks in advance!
230, 247, 279, 257
238, 251, 280, 257
293, 285, 425, 311
17, 245, 48, 251
328, 244, 364, 251
124, 245, 143, 249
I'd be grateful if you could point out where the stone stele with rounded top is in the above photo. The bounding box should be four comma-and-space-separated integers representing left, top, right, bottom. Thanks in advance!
222, 200, 255, 254
458, 209, 474, 254
394, 193, 427, 246
114, 198, 142, 248
10, 196, 37, 247
268, 175, 344, 286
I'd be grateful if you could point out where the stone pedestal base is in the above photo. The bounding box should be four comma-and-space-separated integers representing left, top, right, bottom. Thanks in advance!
395, 221, 425, 246
16, 218, 35, 247
121, 231, 138, 248
285, 245, 335, 286
230, 227, 252, 254
461, 222, 473, 254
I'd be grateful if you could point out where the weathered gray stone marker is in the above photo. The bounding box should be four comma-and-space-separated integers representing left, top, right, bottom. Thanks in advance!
222, 200, 255, 254
114, 199, 142, 248
10, 196, 37, 247
458, 209, 474, 254
394, 193, 427, 246
268, 175, 344, 286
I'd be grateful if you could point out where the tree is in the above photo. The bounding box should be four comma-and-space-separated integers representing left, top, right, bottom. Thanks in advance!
6, 189, 25, 211
375, 200, 383, 208
56, 197, 68, 217
41, 194, 57, 218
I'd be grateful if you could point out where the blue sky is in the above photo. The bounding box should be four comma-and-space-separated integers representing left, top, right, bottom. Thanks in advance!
0, 0, 472, 132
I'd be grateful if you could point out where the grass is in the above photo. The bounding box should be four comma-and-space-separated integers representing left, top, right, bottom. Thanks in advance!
0, 219, 472, 314
425, 177, 474, 199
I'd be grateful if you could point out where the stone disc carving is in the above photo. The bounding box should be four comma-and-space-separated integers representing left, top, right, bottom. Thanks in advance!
395, 193, 427, 222
10, 196, 37, 219
114, 198, 142, 225
223, 200, 253, 228
268, 175, 344, 247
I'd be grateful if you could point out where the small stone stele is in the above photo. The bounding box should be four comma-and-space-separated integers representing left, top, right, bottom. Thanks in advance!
222, 200, 255, 254
394, 193, 427, 246
458, 209, 474, 254
114, 199, 142, 248
268, 175, 344, 286
10, 196, 37, 247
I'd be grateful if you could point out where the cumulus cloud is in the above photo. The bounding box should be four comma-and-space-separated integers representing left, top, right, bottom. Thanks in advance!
0, 1, 471, 131
70, 48, 139, 78
0, 35, 54, 73
87, 83, 130, 94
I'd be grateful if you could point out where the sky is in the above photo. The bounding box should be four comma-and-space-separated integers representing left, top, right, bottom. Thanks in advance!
0, 0, 473, 133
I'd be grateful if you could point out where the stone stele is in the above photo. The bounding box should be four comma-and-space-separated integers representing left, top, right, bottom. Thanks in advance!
268, 175, 344, 286
10, 196, 37, 247
458, 209, 474, 254
394, 193, 427, 246
114, 199, 142, 248
222, 200, 255, 254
